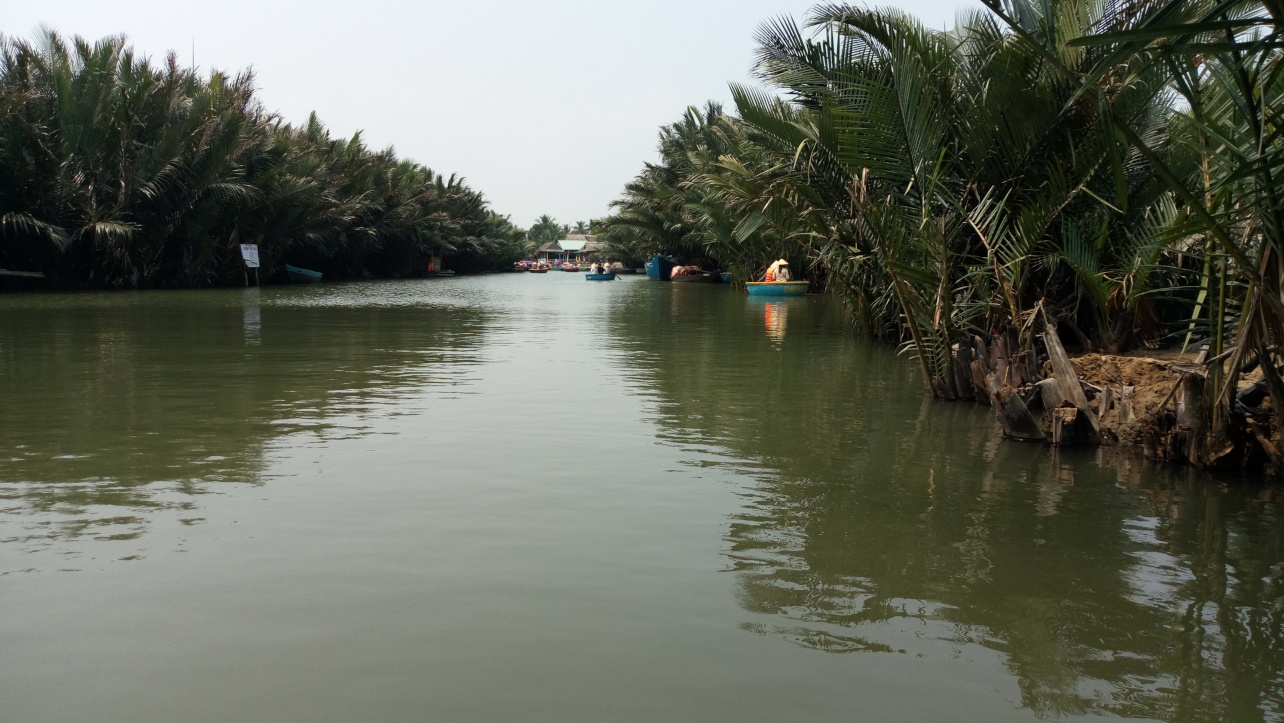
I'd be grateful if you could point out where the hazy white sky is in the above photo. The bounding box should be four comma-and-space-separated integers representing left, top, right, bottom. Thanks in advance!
11, 1, 977, 228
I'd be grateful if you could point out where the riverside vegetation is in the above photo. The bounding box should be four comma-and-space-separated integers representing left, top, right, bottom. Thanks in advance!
601, 0, 1284, 475
0, 31, 529, 287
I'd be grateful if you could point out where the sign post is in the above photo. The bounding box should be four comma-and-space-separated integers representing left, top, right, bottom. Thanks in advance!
240, 244, 260, 286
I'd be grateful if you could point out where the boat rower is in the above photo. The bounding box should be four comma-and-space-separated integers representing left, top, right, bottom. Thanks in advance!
764, 259, 791, 282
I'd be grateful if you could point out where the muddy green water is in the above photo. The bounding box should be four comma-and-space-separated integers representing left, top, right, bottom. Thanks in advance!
1, 273, 1282, 722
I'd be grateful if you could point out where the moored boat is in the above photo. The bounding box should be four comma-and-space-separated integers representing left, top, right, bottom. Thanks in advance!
670, 265, 713, 283
585, 273, 616, 281
285, 264, 323, 283
645, 255, 675, 280
719, 272, 733, 284
745, 281, 809, 296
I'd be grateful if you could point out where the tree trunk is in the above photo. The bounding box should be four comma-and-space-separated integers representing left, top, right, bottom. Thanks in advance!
1043, 323, 1100, 443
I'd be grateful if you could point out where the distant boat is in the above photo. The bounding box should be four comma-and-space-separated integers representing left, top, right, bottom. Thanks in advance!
285, 264, 322, 283
528, 267, 548, 274
746, 281, 808, 297
585, 273, 616, 281
645, 255, 675, 280
719, 272, 733, 284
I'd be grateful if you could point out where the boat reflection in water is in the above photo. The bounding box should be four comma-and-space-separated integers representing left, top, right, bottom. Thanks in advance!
762, 301, 787, 344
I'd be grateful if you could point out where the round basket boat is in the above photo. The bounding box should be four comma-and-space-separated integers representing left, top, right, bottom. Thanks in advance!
745, 281, 809, 297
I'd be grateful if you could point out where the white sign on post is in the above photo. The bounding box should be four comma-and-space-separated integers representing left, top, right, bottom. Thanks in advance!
240, 244, 260, 268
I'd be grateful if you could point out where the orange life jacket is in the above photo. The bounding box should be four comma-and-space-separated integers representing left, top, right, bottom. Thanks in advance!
764, 267, 777, 282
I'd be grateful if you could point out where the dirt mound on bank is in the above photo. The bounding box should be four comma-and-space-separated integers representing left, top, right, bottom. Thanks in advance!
1066, 354, 1182, 445
966, 325, 1276, 472
1067, 353, 1272, 449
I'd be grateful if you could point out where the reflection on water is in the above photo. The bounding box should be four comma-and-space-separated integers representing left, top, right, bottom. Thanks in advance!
0, 284, 490, 560
608, 284, 1284, 721
762, 301, 788, 344
242, 287, 261, 346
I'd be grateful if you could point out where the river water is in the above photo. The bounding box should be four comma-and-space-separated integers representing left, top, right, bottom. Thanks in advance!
1, 273, 1281, 722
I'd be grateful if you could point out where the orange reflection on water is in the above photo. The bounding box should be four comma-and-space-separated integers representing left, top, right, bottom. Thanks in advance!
764, 302, 787, 343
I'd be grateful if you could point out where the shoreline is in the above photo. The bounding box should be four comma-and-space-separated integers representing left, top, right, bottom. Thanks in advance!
943, 324, 1278, 477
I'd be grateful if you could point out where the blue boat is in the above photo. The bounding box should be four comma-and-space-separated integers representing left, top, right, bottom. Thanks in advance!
285, 264, 323, 283
585, 273, 616, 281
719, 272, 733, 284
745, 281, 808, 297
645, 255, 675, 280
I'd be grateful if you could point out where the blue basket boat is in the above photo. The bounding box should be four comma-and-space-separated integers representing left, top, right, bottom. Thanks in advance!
585, 273, 616, 281
745, 281, 808, 297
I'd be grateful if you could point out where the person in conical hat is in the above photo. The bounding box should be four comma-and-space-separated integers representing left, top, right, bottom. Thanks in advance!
764, 259, 791, 282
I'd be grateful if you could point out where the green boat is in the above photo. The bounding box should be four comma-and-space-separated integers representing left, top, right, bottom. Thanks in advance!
745, 281, 808, 297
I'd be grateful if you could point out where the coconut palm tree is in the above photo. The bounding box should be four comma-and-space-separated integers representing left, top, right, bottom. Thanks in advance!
527, 215, 563, 247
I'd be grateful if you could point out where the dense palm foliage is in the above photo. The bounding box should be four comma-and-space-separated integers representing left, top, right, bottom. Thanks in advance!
527, 214, 567, 247
1041, 0, 1284, 462
605, 0, 1282, 467
0, 31, 527, 287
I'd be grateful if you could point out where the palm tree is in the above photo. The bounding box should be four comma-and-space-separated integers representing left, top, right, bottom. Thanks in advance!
527, 215, 562, 246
